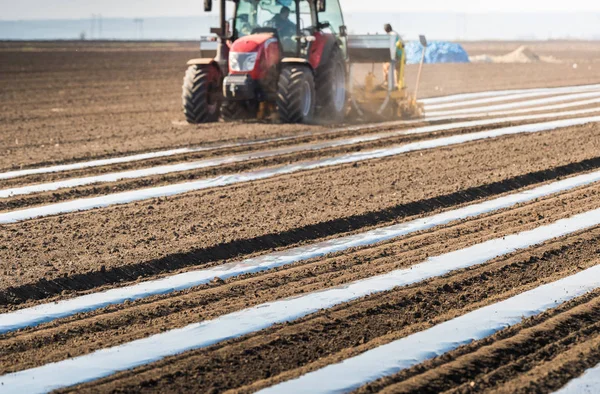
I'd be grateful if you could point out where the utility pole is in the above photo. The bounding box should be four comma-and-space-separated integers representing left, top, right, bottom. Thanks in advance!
134, 18, 144, 40
98, 14, 102, 39
91, 14, 96, 39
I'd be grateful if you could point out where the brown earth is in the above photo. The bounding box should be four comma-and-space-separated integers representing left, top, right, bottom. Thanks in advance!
3, 41, 600, 393
5, 116, 597, 211
461, 40, 600, 62
1, 122, 600, 302
358, 288, 600, 394
1, 41, 600, 171
2, 175, 600, 374
55, 189, 600, 393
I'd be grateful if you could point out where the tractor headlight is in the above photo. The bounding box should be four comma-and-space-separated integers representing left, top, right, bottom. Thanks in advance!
229, 52, 258, 72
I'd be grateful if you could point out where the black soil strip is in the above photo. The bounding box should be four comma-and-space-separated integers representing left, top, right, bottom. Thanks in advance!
491, 334, 600, 394
2, 156, 600, 307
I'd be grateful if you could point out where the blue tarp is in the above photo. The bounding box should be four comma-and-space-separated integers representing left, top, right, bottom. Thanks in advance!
405, 41, 470, 64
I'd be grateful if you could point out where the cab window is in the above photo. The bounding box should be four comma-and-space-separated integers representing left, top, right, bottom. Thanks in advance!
235, 0, 302, 38
318, 0, 344, 35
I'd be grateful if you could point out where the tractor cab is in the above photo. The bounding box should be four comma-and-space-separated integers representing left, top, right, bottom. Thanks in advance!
232, 0, 346, 57
183, 0, 349, 124
234, 0, 306, 56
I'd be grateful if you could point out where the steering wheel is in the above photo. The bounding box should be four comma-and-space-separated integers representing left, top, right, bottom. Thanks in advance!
240, 23, 253, 36
281, 36, 296, 51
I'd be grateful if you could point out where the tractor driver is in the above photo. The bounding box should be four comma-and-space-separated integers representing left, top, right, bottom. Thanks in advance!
237, 14, 253, 36
270, 6, 296, 39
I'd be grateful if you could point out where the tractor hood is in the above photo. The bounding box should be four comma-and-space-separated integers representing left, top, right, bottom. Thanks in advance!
231, 33, 277, 53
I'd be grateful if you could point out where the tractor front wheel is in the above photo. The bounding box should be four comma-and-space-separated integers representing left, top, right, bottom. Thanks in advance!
182, 64, 221, 124
315, 45, 347, 123
276, 65, 315, 124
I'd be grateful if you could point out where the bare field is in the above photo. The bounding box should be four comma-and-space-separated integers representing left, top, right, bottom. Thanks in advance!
462, 40, 600, 62
1, 41, 600, 170
2, 40, 600, 393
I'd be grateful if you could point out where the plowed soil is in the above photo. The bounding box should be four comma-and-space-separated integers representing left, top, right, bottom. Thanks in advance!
2, 41, 600, 170
3, 41, 600, 394
2, 122, 600, 302
54, 189, 600, 393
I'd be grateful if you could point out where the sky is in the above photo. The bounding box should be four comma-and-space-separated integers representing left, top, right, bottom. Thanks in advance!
2, 0, 600, 20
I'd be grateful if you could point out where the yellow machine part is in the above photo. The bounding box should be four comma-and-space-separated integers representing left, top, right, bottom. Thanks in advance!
351, 70, 422, 119
349, 37, 424, 120
397, 40, 406, 90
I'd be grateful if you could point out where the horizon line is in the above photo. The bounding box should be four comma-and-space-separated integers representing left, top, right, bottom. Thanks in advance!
2, 10, 600, 22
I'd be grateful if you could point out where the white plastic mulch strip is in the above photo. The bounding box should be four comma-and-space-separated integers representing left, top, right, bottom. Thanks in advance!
260, 264, 600, 394
3, 167, 600, 334
0, 125, 384, 182
554, 364, 600, 393
0, 137, 378, 198
420, 83, 600, 105
2, 85, 597, 184
0, 139, 284, 181
4, 206, 600, 393
3, 106, 600, 199
426, 91, 600, 118
3, 84, 599, 184
2, 115, 600, 224
425, 97, 600, 122
424, 85, 600, 111
421, 89, 527, 105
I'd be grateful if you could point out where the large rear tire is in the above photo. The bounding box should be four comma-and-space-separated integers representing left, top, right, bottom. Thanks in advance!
315, 46, 347, 123
182, 64, 221, 124
276, 65, 315, 124
221, 101, 258, 121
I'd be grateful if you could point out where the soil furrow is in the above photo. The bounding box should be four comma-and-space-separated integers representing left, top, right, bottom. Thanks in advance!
57, 218, 600, 393
2, 43, 600, 169
1, 182, 598, 376
1, 123, 599, 303
489, 335, 600, 393
357, 288, 600, 394
0, 119, 562, 210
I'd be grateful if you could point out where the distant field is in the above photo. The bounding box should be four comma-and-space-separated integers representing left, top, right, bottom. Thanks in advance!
462, 40, 600, 62
1, 40, 599, 169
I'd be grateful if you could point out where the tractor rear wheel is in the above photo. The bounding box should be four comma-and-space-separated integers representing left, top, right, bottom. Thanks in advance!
315, 46, 347, 123
221, 101, 258, 121
276, 65, 315, 124
182, 64, 221, 124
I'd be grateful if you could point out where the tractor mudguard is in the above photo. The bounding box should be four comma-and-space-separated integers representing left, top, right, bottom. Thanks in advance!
281, 58, 314, 71
187, 58, 220, 68
309, 33, 340, 69
186, 59, 223, 82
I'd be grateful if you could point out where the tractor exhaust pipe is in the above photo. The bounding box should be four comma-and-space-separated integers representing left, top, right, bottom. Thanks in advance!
205, 0, 229, 71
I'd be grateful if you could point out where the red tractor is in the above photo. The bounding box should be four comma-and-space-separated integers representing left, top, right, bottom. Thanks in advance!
183, 0, 348, 124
